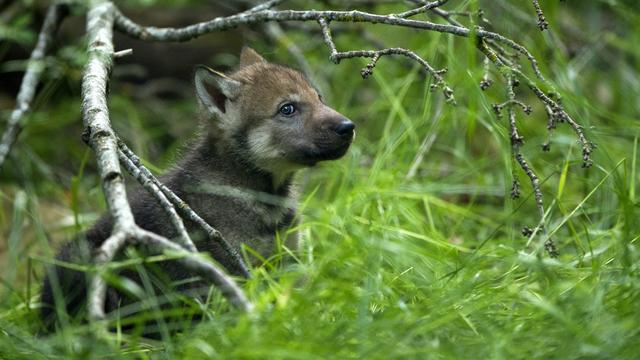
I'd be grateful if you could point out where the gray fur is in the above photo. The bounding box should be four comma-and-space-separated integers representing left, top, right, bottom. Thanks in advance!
40, 47, 354, 331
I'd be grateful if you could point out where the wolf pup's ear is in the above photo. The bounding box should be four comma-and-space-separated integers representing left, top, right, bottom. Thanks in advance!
239, 46, 266, 68
194, 65, 242, 118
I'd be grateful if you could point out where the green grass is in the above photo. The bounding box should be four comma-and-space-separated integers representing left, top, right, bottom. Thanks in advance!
1, 1, 639, 358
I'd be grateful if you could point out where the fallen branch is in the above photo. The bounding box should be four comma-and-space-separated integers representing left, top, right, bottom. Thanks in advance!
80, 0, 251, 323
0, 3, 67, 170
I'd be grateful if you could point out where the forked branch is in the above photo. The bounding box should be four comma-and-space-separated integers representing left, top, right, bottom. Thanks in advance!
318, 17, 455, 103
80, 1, 251, 323
117, 140, 251, 278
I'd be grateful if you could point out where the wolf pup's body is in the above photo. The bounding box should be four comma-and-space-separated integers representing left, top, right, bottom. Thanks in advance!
41, 48, 354, 329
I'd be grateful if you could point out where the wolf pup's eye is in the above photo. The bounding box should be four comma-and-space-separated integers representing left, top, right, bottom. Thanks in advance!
279, 103, 296, 116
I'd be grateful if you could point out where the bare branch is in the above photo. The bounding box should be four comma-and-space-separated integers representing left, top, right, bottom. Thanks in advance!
81, 0, 251, 323
0, 3, 67, 170
480, 56, 492, 90
493, 99, 532, 115
541, 104, 555, 151
88, 226, 253, 322
526, 84, 594, 168
318, 17, 338, 60
479, 41, 593, 168
117, 148, 197, 252
531, 0, 549, 31
113, 48, 133, 58
133, 228, 252, 312
318, 17, 454, 102
117, 140, 251, 278
111, 5, 547, 83
408, 0, 546, 84
481, 42, 559, 257
394, 0, 449, 19
81, 1, 134, 231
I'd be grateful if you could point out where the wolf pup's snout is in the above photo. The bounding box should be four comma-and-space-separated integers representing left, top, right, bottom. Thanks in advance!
332, 119, 355, 138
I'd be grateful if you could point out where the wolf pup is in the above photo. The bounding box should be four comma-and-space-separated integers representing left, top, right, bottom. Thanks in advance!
41, 47, 355, 329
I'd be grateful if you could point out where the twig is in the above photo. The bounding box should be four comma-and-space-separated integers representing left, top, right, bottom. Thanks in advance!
393, 0, 449, 19
480, 56, 492, 90
133, 228, 252, 312
88, 232, 127, 320
113, 48, 133, 58
492, 99, 532, 115
117, 148, 197, 252
117, 140, 251, 278
318, 17, 455, 103
481, 42, 558, 257
411, 0, 542, 82
525, 84, 593, 167
0, 3, 67, 170
478, 41, 593, 168
88, 226, 253, 321
531, 0, 549, 31
541, 104, 555, 151
111, 5, 547, 83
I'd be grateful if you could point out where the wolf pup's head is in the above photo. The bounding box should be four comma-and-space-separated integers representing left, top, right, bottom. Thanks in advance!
194, 47, 354, 176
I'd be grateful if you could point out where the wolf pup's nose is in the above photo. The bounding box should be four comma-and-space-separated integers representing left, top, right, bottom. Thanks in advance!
333, 120, 355, 137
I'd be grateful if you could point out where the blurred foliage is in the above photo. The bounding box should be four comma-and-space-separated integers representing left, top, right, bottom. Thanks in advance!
1, 0, 639, 358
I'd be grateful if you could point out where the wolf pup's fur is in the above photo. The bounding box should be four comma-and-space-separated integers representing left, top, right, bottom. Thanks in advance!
41, 47, 355, 329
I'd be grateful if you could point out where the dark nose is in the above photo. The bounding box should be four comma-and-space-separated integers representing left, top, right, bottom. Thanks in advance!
333, 120, 355, 137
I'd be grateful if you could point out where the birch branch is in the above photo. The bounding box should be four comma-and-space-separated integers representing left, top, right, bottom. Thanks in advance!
481, 41, 560, 258
0, 3, 67, 170
81, 0, 251, 323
